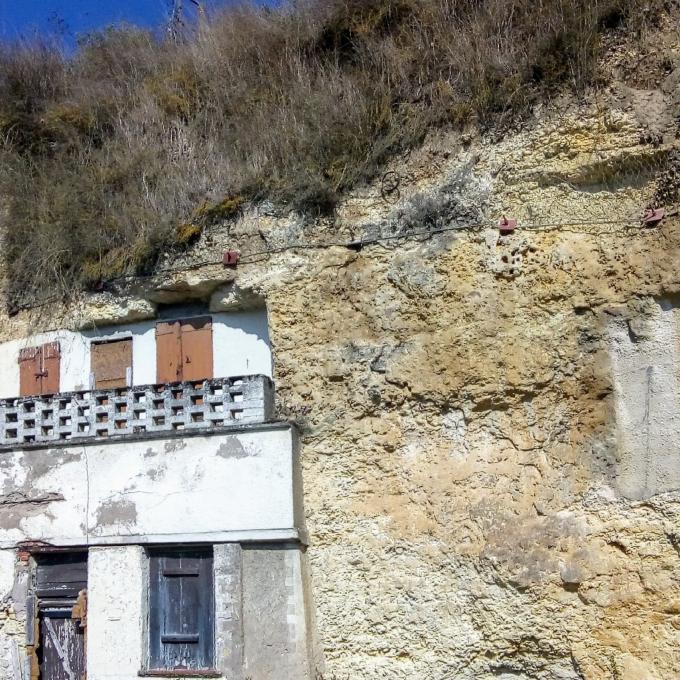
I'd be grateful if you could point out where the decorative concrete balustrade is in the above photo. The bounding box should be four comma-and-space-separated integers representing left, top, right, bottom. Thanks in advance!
0, 375, 274, 447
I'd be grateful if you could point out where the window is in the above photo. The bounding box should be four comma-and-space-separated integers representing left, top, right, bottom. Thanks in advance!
148, 548, 215, 672
91, 338, 132, 389
18, 342, 60, 397
156, 317, 213, 384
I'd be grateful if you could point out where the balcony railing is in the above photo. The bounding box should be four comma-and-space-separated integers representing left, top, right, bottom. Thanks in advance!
0, 375, 274, 448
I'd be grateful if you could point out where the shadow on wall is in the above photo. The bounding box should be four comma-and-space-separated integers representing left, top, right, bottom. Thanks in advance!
608, 297, 680, 499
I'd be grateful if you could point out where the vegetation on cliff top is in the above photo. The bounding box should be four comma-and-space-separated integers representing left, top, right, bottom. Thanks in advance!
0, 0, 661, 306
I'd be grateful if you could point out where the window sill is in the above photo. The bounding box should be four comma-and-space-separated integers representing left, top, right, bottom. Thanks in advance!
138, 670, 221, 678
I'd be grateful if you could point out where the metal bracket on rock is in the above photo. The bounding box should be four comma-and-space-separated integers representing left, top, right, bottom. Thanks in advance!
498, 216, 518, 235
642, 207, 665, 226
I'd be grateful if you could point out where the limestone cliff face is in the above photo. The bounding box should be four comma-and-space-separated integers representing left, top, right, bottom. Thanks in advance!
3, 79, 680, 679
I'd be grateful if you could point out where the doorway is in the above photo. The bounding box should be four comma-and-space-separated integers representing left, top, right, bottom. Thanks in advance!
34, 552, 88, 680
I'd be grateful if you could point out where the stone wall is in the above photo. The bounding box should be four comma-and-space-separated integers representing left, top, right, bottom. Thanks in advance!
1, 86, 680, 679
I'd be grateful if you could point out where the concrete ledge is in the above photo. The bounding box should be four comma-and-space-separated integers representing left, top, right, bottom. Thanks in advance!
0, 529, 304, 550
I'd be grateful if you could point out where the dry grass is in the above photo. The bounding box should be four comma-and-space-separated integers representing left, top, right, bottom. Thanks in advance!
0, 0, 662, 306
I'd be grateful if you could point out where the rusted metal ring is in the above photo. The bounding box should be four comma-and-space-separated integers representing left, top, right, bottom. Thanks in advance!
381, 171, 401, 203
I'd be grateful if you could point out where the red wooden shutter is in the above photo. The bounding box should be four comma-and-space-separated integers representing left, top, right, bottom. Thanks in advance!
18, 342, 60, 396
91, 339, 132, 389
18, 347, 42, 397
41, 342, 61, 395
180, 317, 213, 382
156, 321, 182, 384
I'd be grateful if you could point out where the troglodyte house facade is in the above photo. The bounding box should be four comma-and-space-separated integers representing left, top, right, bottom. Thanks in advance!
0, 308, 315, 680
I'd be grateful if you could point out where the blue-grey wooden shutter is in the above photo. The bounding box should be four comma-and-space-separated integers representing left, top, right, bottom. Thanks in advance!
149, 549, 214, 670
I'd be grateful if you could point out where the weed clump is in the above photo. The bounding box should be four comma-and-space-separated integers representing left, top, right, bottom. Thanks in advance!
0, 0, 661, 307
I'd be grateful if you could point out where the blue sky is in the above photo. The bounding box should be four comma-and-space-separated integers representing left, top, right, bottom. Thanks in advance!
0, 1, 233, 44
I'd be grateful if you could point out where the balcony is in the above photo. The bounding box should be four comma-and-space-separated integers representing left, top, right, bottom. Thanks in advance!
0, 374, 274, 448
0, 373, 300, 548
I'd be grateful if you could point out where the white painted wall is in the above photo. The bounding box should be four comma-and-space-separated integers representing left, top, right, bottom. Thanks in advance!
88, 546, 146, 680
0, 425, 300, 549
0, 310, 272, 399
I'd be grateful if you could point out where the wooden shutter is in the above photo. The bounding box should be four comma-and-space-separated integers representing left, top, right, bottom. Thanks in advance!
156, 321, 182, 384
41, 342, 61, 395
18, 342, 61, 396
91, 339, 132, 389
19, 347, 42, 397
180, 317, 213, 382
156, 318, 213, 384
36, 553, 88, 599
149, 549, 214, 671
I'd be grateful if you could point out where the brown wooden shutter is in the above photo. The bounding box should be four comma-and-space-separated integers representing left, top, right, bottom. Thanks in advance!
180, 317, 213, 382
19, 347, 42, 397
156, 321, 182, 384
91, 339, 132, 389
18, 342, 61, 396
41, 342, 61, 395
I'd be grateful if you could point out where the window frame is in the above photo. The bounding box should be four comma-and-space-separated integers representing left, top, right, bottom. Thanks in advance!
89, 336, 133, 390
18, 341, 61, 397
155, 316, 213, 384
144, 547, 217, 676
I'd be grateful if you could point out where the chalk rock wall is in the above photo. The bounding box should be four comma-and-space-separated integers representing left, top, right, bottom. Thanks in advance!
2, 93, 680, 679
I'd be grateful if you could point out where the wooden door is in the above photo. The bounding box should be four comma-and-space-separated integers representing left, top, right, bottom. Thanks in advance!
91, 339, 132, 389
156, 318, 212, 383
36, 553, 88, 680
39, 611, 86, 680
180, 317, 213, 382
19, 343, 61, 397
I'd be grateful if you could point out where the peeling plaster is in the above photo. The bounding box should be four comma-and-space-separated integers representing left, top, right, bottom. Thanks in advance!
146, 465, 166, 481
0, 492, 65, 531
216, 438, 250, 459
94, 498, 138, 528
21, 449, 82, 482
164, 440, 186, 454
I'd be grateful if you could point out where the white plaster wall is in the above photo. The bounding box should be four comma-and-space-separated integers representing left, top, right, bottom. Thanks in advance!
608, 301, 680, 498
0, 549, 15, 599
0, 310, 272, 399
0, 425, 300, 549
213, 311, 272, 378
88, 546, 146, 680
